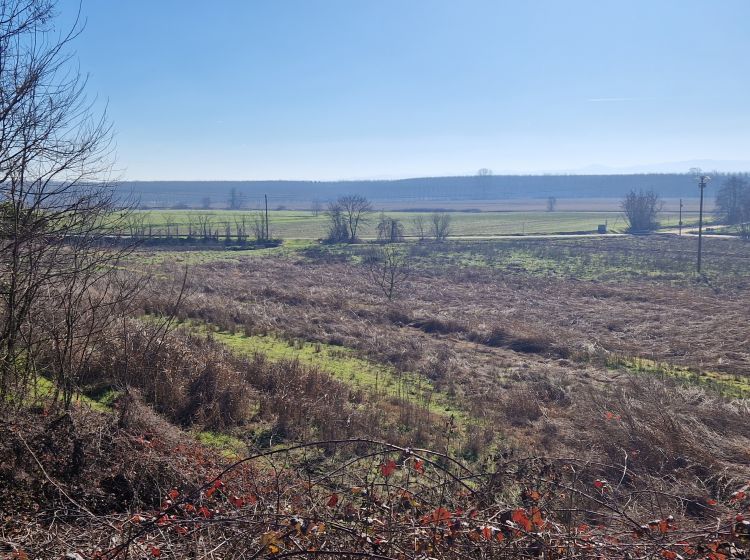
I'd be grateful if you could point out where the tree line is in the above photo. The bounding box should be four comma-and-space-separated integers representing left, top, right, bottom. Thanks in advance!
323, 194, 452, 243
621, 174, 750, 235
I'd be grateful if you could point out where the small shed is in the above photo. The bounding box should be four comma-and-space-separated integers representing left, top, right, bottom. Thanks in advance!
597, 224, 608, 234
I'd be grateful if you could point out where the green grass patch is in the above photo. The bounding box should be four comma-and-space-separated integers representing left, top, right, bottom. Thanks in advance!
22, 376, 113, 412
127, 239, 315, 266
195, 431, 248, 458
611, 356, 750, 398
186, 322, 465, 421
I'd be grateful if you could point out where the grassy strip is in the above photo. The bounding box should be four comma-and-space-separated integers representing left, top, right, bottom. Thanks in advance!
610, 356, 750, 398
126, 239, 314, 266
185, 321, 466, 421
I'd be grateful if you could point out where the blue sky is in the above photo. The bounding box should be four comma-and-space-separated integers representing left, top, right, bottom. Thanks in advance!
58, 0, 750, 180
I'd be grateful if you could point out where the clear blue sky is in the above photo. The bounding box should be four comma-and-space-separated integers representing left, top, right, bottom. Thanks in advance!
58, 0, 750, 180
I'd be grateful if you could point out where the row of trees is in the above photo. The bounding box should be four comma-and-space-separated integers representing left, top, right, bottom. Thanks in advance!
324, 195, 452, 243
123, 212, 272, 243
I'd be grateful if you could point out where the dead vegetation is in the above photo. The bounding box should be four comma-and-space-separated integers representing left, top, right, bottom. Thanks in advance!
2, 234, 750, 557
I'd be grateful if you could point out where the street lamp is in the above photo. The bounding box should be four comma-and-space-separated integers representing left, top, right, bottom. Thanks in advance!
690, 168, 711, 273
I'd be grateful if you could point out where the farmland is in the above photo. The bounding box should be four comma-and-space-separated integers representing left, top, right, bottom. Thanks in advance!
117, 208, 700, 239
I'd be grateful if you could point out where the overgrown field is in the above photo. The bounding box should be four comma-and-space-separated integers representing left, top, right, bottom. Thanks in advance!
4, 234, 750, 558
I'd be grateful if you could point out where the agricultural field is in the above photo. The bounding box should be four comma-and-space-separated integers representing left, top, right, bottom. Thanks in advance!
117, 208, 700, 239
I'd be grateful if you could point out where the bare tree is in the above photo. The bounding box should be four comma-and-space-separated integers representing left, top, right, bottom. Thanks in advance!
196, 213, 214, 241
621, 189, 662, 232
364, 245, 410, 300
715, 175, 750, 225
411, 215, 427, 241
228, 188, 244, 210
430, 212, 451, 241
234, 215, 249, 244
546, 196, 558, 212
376, 213, 404, 244
0, 0, 137, 403
338, 194, 373, 241
251, 210, 269, 242
185, 212, 197, 241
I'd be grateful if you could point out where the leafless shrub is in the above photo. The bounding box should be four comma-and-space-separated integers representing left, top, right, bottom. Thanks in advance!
375, 212, 405, 243
364, 245, 410, 300
430, 211, 452, 241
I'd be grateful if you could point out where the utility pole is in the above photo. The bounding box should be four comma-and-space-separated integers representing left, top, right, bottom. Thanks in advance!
678, 199, 683, 236
264, 194, 269, 241
691, 169, 711, 273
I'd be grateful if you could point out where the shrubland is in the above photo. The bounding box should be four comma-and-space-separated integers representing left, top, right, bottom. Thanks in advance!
2, 235, 750, 558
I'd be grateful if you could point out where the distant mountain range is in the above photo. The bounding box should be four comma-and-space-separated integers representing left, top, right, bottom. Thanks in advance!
118, 171, 748, 209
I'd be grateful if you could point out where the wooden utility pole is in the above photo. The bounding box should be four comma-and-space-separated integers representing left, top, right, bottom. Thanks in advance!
692, 170, 711, 273
679, 199, 683, 236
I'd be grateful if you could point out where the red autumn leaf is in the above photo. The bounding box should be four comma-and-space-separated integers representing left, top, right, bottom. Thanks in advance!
413, 459, 424, 474
511, 509, 532, 532
421, 507, 451, 525
593, 479, 605, 489
660, 551, 677, 560
167, 489, 179, 500
326, 493, 339, 507
198, 506, 212, 518
481, 526, 492, 540
230, 495, 244, 507
730, 490, 746, 503
530, 507, 544, 528
380, 460, 397, 478
657, 518, 675, 533
150, 546, 161, 557
706, 498, 718, 506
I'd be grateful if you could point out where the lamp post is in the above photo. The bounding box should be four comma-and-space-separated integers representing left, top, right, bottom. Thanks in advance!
690, 168, 711, 273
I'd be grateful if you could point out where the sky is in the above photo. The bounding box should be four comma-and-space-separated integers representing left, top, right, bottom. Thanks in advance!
56, 0, 750, 181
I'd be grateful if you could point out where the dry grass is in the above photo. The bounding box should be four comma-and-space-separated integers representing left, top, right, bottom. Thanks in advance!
133, 235, 750, 490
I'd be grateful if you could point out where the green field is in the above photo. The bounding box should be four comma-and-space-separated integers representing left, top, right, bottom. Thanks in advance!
119, 209, 699, 240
